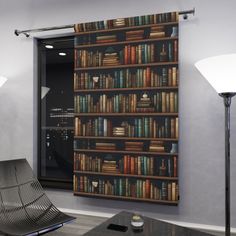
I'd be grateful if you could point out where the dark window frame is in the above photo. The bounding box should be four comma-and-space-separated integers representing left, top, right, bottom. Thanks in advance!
37, 36, 74, 190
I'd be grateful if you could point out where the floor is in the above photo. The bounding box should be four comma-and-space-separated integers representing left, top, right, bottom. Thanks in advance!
47, 214, 107, 236
0, 213, 234, 236
46, 213, 234, 236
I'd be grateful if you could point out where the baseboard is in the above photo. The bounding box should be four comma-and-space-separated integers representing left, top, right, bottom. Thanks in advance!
60, 208, 114, 218
60, 208, 236, 234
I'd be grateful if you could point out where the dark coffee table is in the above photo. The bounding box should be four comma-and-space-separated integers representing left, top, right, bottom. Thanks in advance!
83, 211, 215, 236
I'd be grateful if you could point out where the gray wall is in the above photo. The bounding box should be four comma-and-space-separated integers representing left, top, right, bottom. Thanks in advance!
0, 0, 236, 228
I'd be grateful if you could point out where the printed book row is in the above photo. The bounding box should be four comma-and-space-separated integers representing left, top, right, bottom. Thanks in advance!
74, 117, 178, 139
74, 153, 177, 177
75, 25, 178, 45
74, 12, 178, 33
73, 175, 179, 201
74, 67, 178, 90
75, 41, 178, 68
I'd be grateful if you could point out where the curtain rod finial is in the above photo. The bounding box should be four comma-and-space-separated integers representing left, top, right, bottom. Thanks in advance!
15, 29, 30, 37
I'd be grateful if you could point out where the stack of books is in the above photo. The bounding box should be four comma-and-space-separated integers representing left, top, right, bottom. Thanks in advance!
95, 142, 116, 150
149, 141, 165, 152
113, 127, 125, 136
149, 26, 165, 38
125, 142, 144, 151
102, 160, 117, 173
103, 47, 120, 66
113, 18, 126, 27
125, 29, 144, 41
96, 35, 117, 43
136, 93, 154, 112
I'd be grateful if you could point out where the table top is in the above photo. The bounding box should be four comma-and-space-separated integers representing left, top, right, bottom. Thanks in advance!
83, 211, 215, 236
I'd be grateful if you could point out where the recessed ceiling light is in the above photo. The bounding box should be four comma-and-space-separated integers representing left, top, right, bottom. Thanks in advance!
45, 45, 53, 49
59, 52, 67, 56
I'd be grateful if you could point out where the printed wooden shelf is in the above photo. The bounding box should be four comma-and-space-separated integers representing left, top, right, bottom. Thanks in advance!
74, 86, 178, 93
75, 21, 178, 36
74, 149, 178, 156
74, 170, 178, 180
74, 112, 178, 117
73, 191, 178, 205
74, 62, 178, 71
75, 36, 178, 49
74, 12, 179, 205
74, 136, 178, 141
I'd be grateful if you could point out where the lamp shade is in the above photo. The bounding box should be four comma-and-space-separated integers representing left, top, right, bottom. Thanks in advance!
195, 54, 236, 93
0, 76, 7, 87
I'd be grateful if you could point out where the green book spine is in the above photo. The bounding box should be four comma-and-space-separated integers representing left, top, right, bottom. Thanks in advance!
79, 96, 85, 112
136, 180, 140, 198
168, 42, 173, 62
119, 178, 122, 196
140, 180, 143, 198
144, 156, 147, 176
138, 118, 142, 137
144, 117, 148, 137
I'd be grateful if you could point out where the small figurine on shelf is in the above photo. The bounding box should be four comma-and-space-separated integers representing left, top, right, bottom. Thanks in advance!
92, 181, 99, 194
170, 143, 178, 153
136, 93, 154, 112
171, 26, 178, 37
92, 76, 99, 89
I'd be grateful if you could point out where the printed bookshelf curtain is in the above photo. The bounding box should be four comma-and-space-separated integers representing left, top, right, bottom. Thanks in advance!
73, 12, 179, 205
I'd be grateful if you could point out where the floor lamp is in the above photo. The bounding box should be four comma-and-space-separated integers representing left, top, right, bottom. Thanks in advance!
195, 53, 236, 236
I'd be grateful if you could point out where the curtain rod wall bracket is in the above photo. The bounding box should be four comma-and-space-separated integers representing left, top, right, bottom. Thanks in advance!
14, 7, 195, 37
179, 7, 195, 20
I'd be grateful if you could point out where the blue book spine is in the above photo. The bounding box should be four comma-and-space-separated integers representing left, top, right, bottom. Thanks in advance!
114, 71, 118, 88
120, 70, 123, 88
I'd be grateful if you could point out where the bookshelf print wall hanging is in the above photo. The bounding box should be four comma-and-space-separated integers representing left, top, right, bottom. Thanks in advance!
73, 11, 179, 205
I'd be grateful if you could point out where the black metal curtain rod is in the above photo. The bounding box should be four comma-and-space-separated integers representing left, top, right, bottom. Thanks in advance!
15, 8, 195, 37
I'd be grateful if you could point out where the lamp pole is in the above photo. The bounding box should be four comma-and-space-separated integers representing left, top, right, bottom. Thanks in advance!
220, 92, 236, 236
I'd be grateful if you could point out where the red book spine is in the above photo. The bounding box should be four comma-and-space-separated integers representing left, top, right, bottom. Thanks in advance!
127, 45, 131, 64
131, 46, 136, 64
127, 155, 131, 174
124, 46, 128, 65
124, 155, 128, 174
146, 67, 151, 87
145, 179, 150, 198
130, 157, 135, 174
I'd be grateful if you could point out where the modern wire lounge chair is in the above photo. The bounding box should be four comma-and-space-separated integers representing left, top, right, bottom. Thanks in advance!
0, 158, 75, 236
